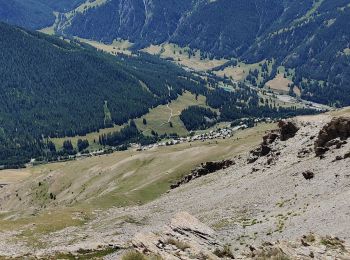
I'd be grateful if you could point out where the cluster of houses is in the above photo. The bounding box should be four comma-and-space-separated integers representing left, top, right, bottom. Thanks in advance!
29, 118, 275, 166
136, 124, 248, 151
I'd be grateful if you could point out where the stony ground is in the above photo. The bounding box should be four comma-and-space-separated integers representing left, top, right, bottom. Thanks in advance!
1, 112, 350, 259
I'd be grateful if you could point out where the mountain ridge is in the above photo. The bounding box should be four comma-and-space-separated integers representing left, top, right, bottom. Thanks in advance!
0, 1, 349, 107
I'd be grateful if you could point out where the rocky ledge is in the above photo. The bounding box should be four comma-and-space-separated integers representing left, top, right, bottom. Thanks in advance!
131, 212, 233, 259
171, 160, 235, 189
314, 116, 350, 156
130, 212, 350, 260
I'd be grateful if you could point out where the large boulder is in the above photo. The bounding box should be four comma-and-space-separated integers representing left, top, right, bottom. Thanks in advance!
262, 132, 279, 145
302, 171, 314, 180
314, 117, 350, 156
278, 121, 299, 141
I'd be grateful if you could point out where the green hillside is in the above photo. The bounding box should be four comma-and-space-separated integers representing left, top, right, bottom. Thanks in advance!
0, 22, 204, 166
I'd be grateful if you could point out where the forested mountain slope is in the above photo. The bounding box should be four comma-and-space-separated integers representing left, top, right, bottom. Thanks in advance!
61, 0, 283, 56
61, 0, 195, 48
0, 0, 348, 106
59, 0, 338, 59
56, 0, 350, 106
0, 0, 85, 29
0, 0, 54, 29
170, 0, 283, 58
0, 22, 203, 166
244, 0, 350, 106
0, 21, 317, 168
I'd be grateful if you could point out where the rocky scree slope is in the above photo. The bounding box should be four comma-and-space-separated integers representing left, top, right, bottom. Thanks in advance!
1, 112, 350, 258
116, 114, 350, 259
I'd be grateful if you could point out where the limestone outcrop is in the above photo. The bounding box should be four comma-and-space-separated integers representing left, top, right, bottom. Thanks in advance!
132, 212, 233, 259
171, 160, 234, 189
314, 117, 350, 156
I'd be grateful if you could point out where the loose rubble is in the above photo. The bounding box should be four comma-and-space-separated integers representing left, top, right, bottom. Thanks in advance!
247, 234, 350, 259
248, 120, 299, 163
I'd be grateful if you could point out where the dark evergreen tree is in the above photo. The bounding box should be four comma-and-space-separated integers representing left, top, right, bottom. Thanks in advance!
77, 139, 89, 152
63, 140, 74, 152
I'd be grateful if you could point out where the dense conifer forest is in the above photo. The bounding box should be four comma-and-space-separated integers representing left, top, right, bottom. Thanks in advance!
98, 121, 158, 147
0, 0, 345, 167
0, 22, 203, 167
51, 0, 350, 107
180, 106, 218, 131
206, 87, 319, 122
0, 0, 85, 29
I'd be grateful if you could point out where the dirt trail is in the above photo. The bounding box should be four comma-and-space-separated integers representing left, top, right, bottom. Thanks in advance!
167, 104, 173, 123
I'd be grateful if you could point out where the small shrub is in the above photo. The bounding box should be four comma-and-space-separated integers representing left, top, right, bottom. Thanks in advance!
320, 236, 345, 250
253, 248, 290, 260
122, 250, 147, 260
166, 238, 190, 251
122, 251, 162, 260
213, 244, 234, 258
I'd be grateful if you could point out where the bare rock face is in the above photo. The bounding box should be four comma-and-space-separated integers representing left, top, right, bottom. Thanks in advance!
315, 117, 350, 156
262, 132, 279, 145
248, 131, 280, 163
247, 121, 298, 164
171, 160, 234, 189
278, 120, 299, 141
250, 145, 271, 158
132, 212, 232, 259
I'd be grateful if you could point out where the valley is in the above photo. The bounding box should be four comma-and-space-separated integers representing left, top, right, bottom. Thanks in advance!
142, 43, 228, 72
0, 19, 321, 169
0, 0, 349, 259
51, 0, 350, 107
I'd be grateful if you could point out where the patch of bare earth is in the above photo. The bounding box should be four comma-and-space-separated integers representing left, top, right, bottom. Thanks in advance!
266, 74, 300, 96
